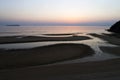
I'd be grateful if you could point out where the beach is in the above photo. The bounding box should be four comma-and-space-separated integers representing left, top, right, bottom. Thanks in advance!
89, 33, 120, 55
89, 33, 120, 45
0, 58, 120, 80
0, 43, 94, 69
0, 0, 120, 79
0, 30, 120, 80
0, 35, 91, 44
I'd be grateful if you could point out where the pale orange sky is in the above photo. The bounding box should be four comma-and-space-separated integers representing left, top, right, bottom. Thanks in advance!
0, 0, 120, 25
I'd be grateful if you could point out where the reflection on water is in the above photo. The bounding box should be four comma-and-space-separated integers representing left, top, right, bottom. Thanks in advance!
60, 34, 119, 64
0, 26, 107, 36
0, 26, 119, 64
0, 33, 119, 63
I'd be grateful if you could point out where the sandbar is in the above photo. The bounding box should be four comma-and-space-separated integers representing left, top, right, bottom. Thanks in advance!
0, 43, 94, 69
0, 35, 91, 44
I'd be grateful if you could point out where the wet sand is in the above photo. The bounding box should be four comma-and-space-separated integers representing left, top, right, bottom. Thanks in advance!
0, 58, 120, 80
0, 43, 94, 69
89, 33, 120, 45
100, 46, 120, 56
0, 36, 91, 44
89, 33, 120, 56
89, 33, 120, 57
0, 33, 120, 80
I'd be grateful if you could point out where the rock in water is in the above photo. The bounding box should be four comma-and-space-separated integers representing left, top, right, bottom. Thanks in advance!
109, 20, 120, 33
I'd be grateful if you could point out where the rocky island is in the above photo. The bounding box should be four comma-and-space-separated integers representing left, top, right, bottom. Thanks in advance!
6, 24, 20, 26
108, 20, 120, 33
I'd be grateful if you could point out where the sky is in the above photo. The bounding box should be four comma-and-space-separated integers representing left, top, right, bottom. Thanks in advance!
0, 0, 120, 26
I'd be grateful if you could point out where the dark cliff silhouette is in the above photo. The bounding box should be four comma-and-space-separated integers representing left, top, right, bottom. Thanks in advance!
108, 20, 120, 33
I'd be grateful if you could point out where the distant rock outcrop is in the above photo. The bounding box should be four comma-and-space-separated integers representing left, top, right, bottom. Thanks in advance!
108, 20, 120, 33
6, 24, 20, 26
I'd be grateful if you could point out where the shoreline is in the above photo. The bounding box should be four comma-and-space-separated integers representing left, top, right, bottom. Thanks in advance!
0, 32, 120, 80
89, 33, 120, 57
89, 33, 120, 45
0, 43, 94, 69
0, 35, 91, 44
42, 33, 81, 36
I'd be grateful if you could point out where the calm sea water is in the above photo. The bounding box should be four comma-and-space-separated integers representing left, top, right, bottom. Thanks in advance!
0, 26, 109, 36
0, 26, 119, 64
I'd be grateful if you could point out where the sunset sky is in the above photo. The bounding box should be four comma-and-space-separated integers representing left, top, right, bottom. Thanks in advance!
0, 0, 120, 26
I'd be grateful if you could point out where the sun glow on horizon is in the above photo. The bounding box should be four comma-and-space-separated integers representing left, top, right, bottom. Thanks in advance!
0, 0, 120, 25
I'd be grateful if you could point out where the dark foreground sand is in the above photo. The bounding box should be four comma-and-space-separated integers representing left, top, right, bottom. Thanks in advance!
0, 43, 94, 69
0, 33, 120, 80
0, 58, 120, 80
100, 46, 120, 56
0, 35, 91, 44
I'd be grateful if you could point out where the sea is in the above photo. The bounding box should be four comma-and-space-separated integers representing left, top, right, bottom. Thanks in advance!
0, 26, 119, 64
0, 26, 108, 36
